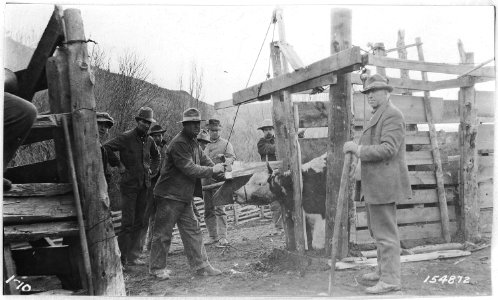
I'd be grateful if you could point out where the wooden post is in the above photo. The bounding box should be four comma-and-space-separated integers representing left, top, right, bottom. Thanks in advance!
415, 37, 451, 243
325, 8, 352, 258
372, 42, 387, 77
46, 48, 70, 182
63, 9, 125, 295
271, 8, 306, 253
397, 30, 412, 96
457, 42, 480, 242
233, 204, 239, 225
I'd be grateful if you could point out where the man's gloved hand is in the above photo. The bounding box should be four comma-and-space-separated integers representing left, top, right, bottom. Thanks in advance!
212, 163, 225, 174
343, 141, 360, 156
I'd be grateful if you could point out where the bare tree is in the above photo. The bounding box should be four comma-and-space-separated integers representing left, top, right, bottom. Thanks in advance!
187, 60, 205, 106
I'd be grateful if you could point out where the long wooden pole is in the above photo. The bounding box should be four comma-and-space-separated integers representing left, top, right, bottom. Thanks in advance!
326, 8, 352, 258
63, 9, 125, 295
328, 153, 353, 296
61, 115, 94, 295
415, 37, 451, 243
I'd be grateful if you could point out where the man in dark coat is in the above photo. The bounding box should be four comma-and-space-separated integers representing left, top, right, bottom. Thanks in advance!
343, 74, 412, 294
256, 119, 282, 230
149, 108, 225, 280
103, 107, 161, 266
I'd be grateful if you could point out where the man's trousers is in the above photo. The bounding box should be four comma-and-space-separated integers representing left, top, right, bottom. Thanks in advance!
119, 185, 148, 262
366, 202, 401, 285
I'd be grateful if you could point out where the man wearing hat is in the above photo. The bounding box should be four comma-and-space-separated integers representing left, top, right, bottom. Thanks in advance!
202, 119, 236, 247
97, 112, 120, 184
143, 124, 168, 253
103, 107, 161, 266
256, 119, 283, 231
149, 108, 225, 280
197, 129, 211, 150
343, 74, 411, 294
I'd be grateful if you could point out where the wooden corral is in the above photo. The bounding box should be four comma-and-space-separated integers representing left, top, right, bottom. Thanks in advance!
215, 8, 494, 257
3, 6, 125, 295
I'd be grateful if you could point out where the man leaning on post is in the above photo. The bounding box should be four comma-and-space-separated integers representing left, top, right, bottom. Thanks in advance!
149, 108, 225, 280
343, 74, 411, 294
103, 107, 160, 266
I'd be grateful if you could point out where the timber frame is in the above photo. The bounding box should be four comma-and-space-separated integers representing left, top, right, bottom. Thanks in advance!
215, 7, 494, 256
3, 6, 125, 295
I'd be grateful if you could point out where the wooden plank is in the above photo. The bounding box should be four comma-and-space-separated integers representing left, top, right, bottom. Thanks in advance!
476, 124, 494, 151
4, 159, 60, 184
3, 194, 76, 224
406, 131, 431, 145
64, 9, 124, 295
459, 50, 480, 243
478, 181, 493, 209
365, 53, 495, 78
16, 6, 64, 100
362, 243, 464, 257
357, 205, 456, 227
214, 99, 236, 110
478, 155, 493, 183
479, 208, 493, 234
356, 188, 457, 208
3, 246, 20, 295
3, 221, 79, 243
277, 41, 305, 70
430, 76, 477, 90
356, 221, 458, 244
409, 171, 457, 185
229, 161, 282, 178
23, 127, 55, 145
354, 93, 444, 124
3, 183, 72, 197
232, 47, 362, 105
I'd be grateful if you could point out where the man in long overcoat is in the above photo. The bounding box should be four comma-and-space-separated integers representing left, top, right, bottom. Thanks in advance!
104, 107, 160, 266
343, 74, 412, 294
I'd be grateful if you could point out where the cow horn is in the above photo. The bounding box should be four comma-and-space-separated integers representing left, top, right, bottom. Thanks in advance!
266, 161, 273, 175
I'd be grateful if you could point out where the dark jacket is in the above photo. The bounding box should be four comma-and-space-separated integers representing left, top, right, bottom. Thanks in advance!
101, 145, 120, 184
359, 100, 412, 204
257, 136, 277, 161
103, 128, 160, 189
154, 130, 214, 203
151, 140, 168, 185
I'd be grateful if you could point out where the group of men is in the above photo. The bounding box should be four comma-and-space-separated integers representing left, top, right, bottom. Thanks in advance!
4, 71, 410, 294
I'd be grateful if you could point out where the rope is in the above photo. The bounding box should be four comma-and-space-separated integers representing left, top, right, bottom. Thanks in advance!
224, 16, 275, 154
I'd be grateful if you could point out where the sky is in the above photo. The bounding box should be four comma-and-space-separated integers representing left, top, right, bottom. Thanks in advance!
2, 1, 496, 105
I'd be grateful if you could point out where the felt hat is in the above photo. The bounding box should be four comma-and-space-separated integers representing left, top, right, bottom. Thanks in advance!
258, 119, 274, 130
197, 129, 211, 143
149, 124, 166, 135
179, 107, 205, 123
361, 74, 393, 94
96, 112, 114, 128
207, 119, 222, 130
135, 107, 156, 123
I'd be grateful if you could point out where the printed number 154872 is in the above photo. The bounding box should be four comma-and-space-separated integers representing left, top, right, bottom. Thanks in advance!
423, 275, 470, 284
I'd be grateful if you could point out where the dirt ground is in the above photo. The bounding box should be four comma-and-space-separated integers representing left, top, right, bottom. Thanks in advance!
123, 218, 492, 297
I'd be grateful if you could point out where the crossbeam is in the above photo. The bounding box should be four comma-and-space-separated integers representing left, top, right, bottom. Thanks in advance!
365, 53, 495, 78
232, 46, 362, 105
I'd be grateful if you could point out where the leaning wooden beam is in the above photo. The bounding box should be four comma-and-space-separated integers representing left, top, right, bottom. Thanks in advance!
416, 37, 451, 243
16, 5, 64, 101
63, 9, 125, 295
232, 46, 362, 105
365, 53, 495, 78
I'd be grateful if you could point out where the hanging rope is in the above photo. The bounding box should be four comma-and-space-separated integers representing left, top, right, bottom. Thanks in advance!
224, 16, 276, 154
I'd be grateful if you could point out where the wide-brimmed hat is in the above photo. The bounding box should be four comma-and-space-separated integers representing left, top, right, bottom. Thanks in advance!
197, 129, 211, 143
135, 107, 156, 123
179, 108, 205, 123
207, 119, 222, 130
361, 74, 393, 94
96, 112, 114, 128
258, 119, 274, 130
149, 124, 166, 135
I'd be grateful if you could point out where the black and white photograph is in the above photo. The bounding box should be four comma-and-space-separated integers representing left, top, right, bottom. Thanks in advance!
1, 0, 495, 297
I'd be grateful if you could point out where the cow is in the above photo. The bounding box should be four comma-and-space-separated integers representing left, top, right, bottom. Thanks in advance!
234, 153, 329, 250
